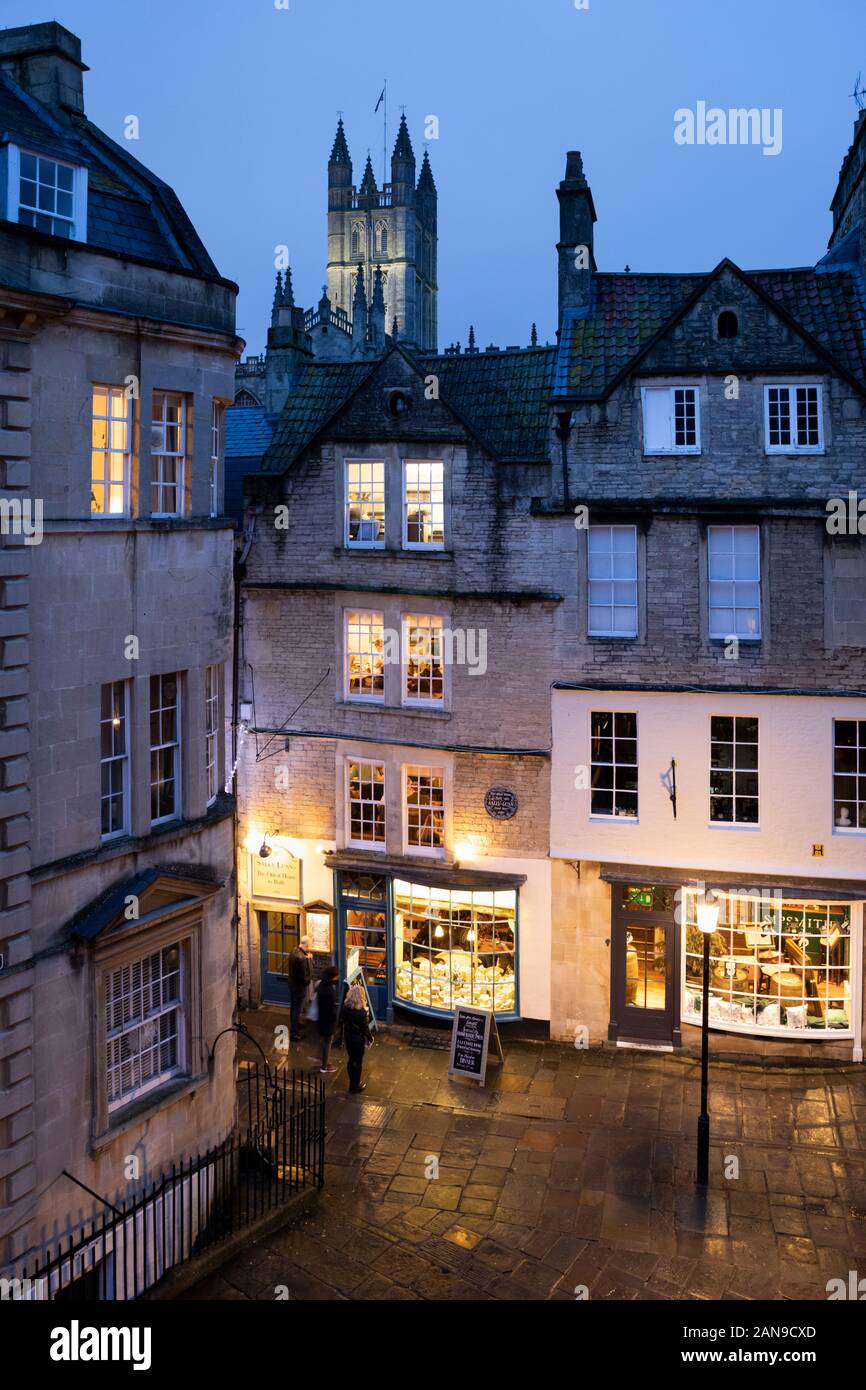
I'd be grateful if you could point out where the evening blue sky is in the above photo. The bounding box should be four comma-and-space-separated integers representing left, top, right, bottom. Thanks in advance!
4, 1, 865, 353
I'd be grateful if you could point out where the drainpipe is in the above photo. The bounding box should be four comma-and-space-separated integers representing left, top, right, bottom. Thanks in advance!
554, 409, 573, 509
230, 519, 256, 1050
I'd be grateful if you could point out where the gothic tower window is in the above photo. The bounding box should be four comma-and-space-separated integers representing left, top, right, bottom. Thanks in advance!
375, 220, 388, 257
351, 221, 363, 258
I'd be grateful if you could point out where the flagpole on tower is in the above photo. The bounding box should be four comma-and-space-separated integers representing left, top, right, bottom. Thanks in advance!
383, 78, 387, 189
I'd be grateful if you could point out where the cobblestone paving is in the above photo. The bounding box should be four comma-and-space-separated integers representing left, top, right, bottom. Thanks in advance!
183, 1012, 866, 1301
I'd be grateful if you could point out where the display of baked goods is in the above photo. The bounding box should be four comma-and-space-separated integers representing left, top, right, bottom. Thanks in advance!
395, 952, 515, 1012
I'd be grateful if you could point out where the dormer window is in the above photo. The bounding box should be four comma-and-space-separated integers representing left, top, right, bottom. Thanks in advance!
6, 146, 88, 242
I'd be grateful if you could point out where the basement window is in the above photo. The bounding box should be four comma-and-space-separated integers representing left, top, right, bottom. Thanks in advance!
6, 145, 88, 241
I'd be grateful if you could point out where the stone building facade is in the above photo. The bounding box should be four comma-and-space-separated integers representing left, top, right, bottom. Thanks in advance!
229, 110, 866, 1063
0, 23, 239, 1276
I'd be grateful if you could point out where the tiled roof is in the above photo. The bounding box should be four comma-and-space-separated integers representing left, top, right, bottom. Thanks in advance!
262, 346, 556, 473
554, 262, 866, 398
554, 273, 702, 398
415, 346, 556, 461
225, 405, 275, 458
0, 69, 223, 278
262, 360, 380, 471
752, 265, 866, 386
225, 406, 276, 523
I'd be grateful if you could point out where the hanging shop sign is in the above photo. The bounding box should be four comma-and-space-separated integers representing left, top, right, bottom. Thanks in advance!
484, 785, 518, 820
448, 1004, 503, 1085
251, 849, 301, 902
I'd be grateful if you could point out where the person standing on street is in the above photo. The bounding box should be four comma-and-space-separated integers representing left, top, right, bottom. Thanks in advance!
288, 935, 313, 1041
340, 983, 373, 1094
316, 965, 340, 1074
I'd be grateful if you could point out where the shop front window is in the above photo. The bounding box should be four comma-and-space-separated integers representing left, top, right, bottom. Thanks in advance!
345, 909, 387, 988
682, 891, 852, 1036
340, 872, 386, 902
393, 880, 516, 1015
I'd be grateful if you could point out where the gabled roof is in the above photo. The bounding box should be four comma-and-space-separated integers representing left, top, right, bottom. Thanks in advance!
262, 360, 379, 471
554, 272, 701, 398
554, 258, 866, 399
751, 265, 866, 385
0, 68, 228, 280
259, 344, 556, 474
414, 346, 556, 462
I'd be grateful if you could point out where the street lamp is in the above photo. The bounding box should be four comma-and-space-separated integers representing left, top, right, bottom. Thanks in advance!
695, 888, 721, 1187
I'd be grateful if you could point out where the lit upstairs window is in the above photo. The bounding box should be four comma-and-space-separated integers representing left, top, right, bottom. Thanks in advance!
9, 147, 88, 241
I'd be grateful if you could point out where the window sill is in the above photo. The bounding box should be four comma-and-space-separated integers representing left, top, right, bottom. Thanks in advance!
764, 448, 825, 457
91, 1072, 209, 1153
336, 547, 454, 558
589, 815, 639, 825
337, 701, 451, 720
642, 449, 701, 458
707, 822, 762, 832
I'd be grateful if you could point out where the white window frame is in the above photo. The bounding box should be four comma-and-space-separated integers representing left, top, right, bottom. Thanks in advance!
403, 764, 446, 857
7, 144, 88, 242
205, 665, 220, 806
344, 610, 386, 703
402, 614, 445, 705
402, 459, 445, 550
91, 385, 132, 518
641, 385, 701, 455
589, 710, 639, 821
709, 715, 760, 827
587, 525, 638, 637
832, 718, 866, 835
150, 392, 187, 518
707, 525, 762, 641
104, 942, 185, 1111
100, 680, 129, 841
150, 673, 181, 826
344, 458, 385, 548
764, 384, 824, 454
345, 759, 386, 851
210, 401, 223, 516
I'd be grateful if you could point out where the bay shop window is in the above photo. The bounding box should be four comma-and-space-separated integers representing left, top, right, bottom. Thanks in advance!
394, 881, 516, 1015
334, 871, 521, 1022
681, 889, 855, 1038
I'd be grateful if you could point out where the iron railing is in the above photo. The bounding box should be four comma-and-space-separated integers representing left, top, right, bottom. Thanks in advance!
3, 1065, 324, 1302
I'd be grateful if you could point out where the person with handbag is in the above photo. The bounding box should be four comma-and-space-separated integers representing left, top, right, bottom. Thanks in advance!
314, 965, 340, 1074
339, 983, 373, 1094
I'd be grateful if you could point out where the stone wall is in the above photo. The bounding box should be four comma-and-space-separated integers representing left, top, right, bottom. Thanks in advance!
0, 327, 34, 1265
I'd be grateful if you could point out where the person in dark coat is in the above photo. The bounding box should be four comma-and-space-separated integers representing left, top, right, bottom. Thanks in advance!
340, 984, 373, 1094
315, 965, 340, 1074
288, 935, 312, 1040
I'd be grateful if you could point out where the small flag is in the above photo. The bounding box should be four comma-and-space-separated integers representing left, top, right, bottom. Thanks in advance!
374, 87, 385, 112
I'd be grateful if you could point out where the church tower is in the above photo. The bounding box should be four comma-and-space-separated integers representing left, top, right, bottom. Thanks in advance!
326, 114, 438, 351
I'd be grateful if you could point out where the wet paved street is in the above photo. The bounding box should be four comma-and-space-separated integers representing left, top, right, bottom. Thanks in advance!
184, 1011, 866, 1300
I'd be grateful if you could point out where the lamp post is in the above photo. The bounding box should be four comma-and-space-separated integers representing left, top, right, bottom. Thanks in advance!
695, 888, 721, 1187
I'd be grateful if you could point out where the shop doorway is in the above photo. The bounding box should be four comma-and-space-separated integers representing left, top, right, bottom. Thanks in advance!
336, 871, 391, 1020
259, 910, 301, 1006
609, 884, 680, 1044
